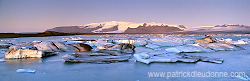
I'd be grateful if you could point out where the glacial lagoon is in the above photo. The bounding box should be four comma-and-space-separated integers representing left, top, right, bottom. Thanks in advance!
0, 34, 250, 81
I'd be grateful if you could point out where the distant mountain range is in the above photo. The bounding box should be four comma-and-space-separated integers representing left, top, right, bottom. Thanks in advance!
182, 24, 250, 34
46, 21, 250, 34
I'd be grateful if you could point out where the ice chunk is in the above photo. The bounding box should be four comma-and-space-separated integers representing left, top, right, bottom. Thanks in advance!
147, 40, 183, 47
0, 49, 8, 54
97, 43, 135, 54
165, 48, 181, 53
0, 59, 6, 62
217, 38, 248, 44
145, 43, 160, 50
236, 75, 250, 81
16, 69, 36, 73
85, 39, 113, 47
134, 53, 223, 64
240, 38, 250, 44
112, 39, 138, 44
34, 41, 59, 52
198, 43, 244, 51
133, 40, 148, 47
195, 36, 216, 43
234, 40, 248, 44
32, 41, 42, 43
52, 41, 78, 52
0, 43, 12, 49
70, 43, 93, 52
165, 44, 215, 53
65, 41, 84, 44
134, 53, 151, 64
5, 49, 43, 59
62, 52, 131, 63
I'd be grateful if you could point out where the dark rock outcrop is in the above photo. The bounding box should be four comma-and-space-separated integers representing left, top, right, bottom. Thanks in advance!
98, 25, 118, 32
46, 26, 102, 33
124, 23, 183, 33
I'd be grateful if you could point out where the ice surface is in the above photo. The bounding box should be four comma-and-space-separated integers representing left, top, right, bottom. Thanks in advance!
134, 52, 223, 64
236, 75, 250, 81
16, 69, 36, 73
145, 43, 161, 50
217, 38, 248, 44
0, 58, 6, 62
5, 49, 43, 59
165, 44, 215, 53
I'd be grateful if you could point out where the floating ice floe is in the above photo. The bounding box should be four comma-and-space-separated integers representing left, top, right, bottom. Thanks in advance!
145, 43, 161, 50
16, 69, 36, 73
134, 53, 223, 64
4, 49, 57, 59
62, 52, 132, 63
70, 43, 93, 52
0, 59, 6, 62
97, 43, 135, 54
85, 39, 113, 47
216, 38, 248, 45
34, 41, 60, 52
198, 43, 245, 51
52, 41, 78, 52
195, 36, 216, 44
165, 44, 215, 53
165, 43, 244, 53
0, 49, 8, 54
236, 75, 250, 81
5, 49, 43, 59
65, 41, 84, 44
147, 39, 183, 47
111, 39, 139, 44
133, 40, 148, 47
63, 37, 83, 41
4, 40, 94, 59
0, 43, 12, 49
240, 38, 250, 44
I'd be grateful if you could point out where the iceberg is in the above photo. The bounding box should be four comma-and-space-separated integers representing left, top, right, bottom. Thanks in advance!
52, 41, 78, 52
34, 41, 59, 52
5, 49, 43, 59
194, 36, 216, 44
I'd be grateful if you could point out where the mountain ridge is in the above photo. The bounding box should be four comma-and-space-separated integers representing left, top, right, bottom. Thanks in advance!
46, 21, 250, 34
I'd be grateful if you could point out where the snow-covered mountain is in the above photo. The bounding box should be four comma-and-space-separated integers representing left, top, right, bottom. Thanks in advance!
182, 24, 250, 33
46, 21, 186, 33
46, 21, 250, 34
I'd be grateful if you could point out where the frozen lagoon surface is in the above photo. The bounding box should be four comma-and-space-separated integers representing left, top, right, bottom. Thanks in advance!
0, 34, 250, 81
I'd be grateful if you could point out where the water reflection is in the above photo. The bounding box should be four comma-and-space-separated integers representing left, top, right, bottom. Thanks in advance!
5, 58, 42, 64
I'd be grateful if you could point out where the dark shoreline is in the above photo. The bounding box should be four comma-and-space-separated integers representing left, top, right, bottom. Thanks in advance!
0, 31, 248, 39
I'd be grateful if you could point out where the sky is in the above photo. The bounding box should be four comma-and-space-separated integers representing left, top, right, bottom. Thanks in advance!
0, 0, 250, 33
